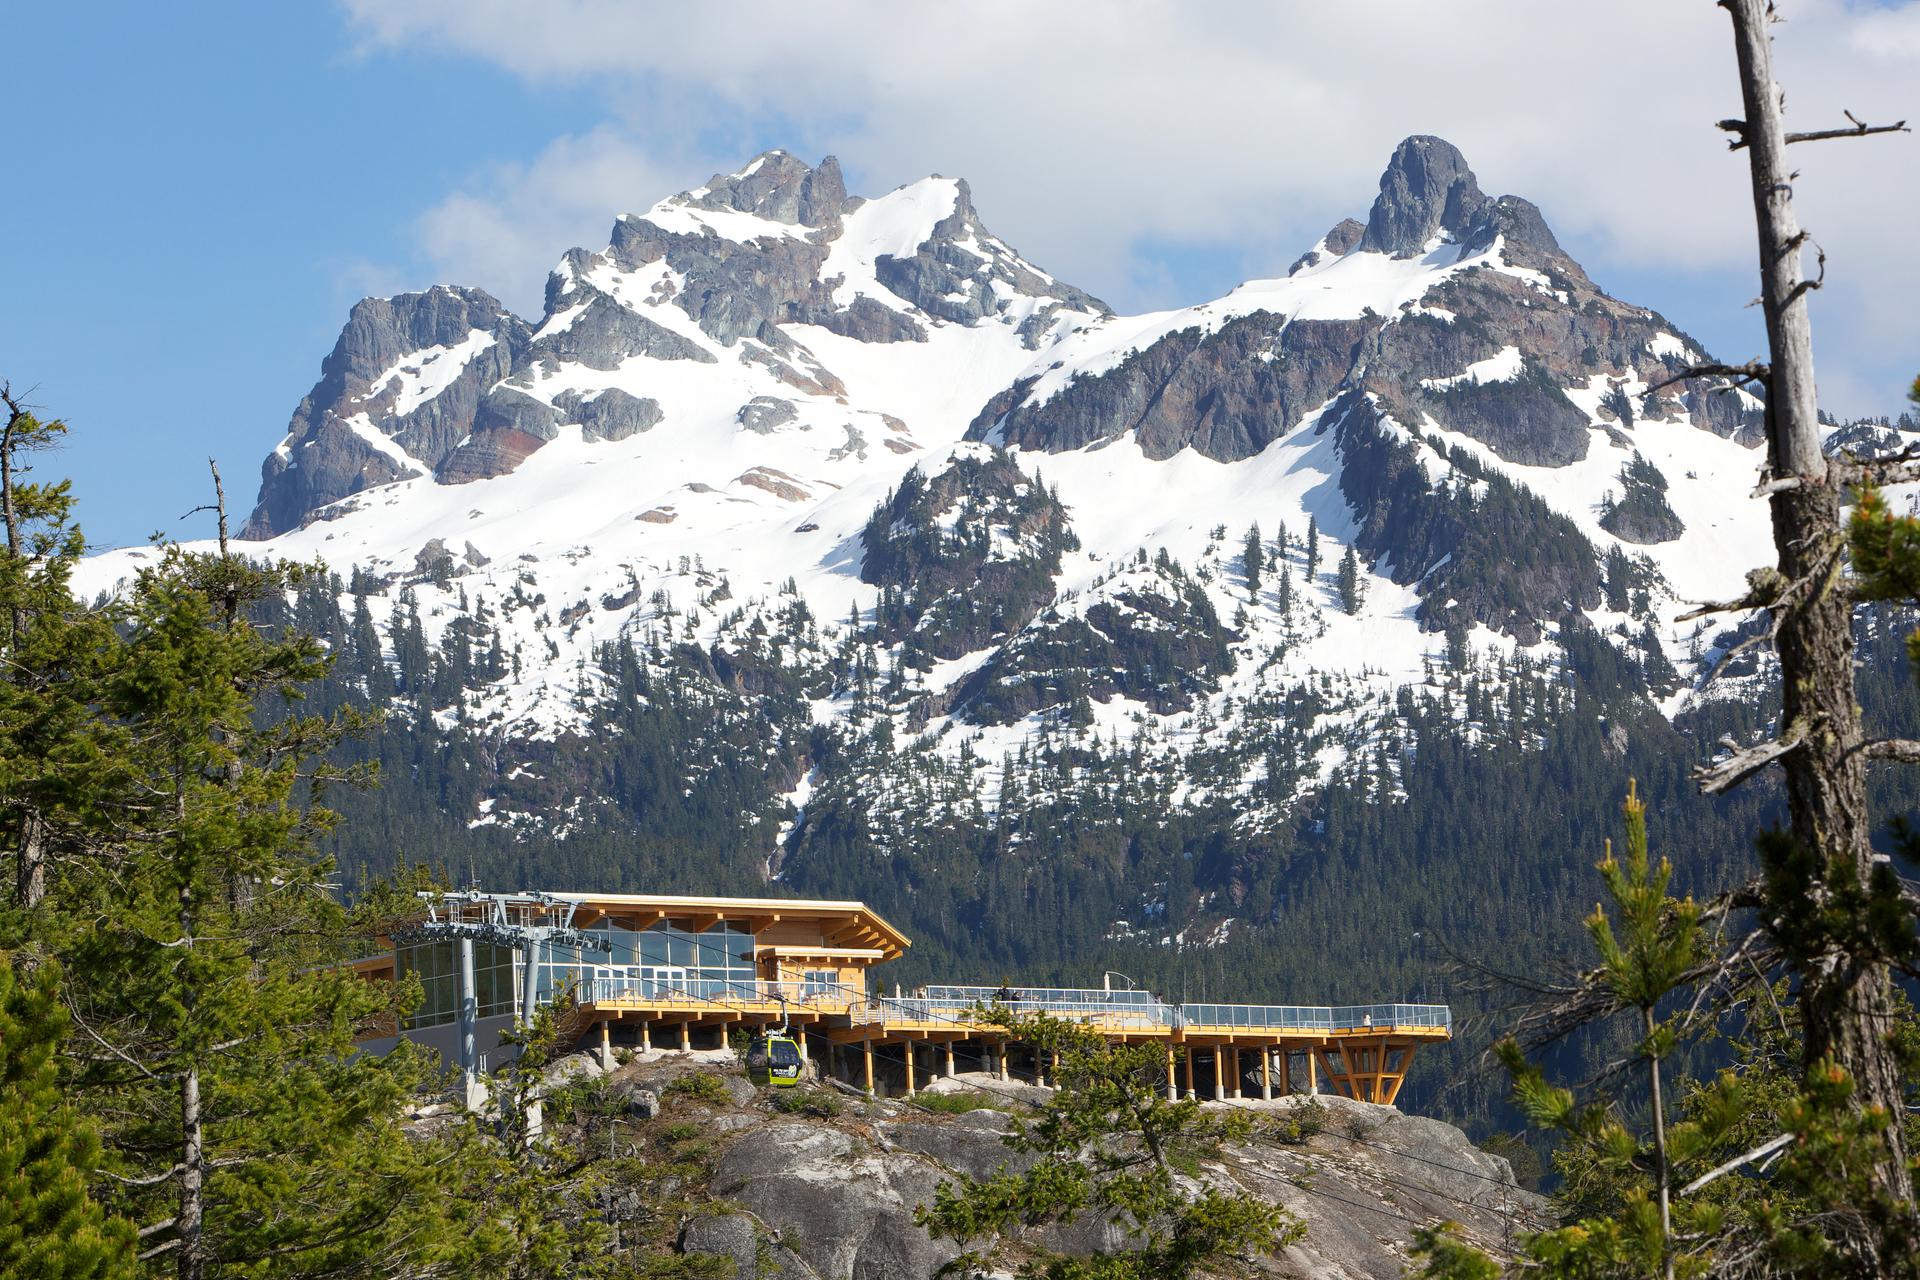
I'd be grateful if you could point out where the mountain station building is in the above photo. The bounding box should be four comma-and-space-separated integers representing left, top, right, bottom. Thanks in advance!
354, 890, 1451, 1106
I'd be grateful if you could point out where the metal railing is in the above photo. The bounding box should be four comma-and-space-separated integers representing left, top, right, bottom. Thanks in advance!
922, 984, 1161, 1007
904, 995, 1179, 1030
578, 975, 1450, 1037
1178, 1002, 1452, 1032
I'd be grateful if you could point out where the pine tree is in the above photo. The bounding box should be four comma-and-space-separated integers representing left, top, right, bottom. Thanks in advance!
1304, 517, 1320, 582
1241, 523, 1264, 600
0, 955, 135, 1280
55, 527, 452, 1280
0, 385, 117, 916
1337, 545, 1362, 615
919, 1010, 1300, 1278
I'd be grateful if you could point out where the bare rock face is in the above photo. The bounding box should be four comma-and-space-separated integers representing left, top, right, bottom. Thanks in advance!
1359, 135, 1490, 257
965, 135, 1761, 645
871, 177, 1110, 346
662, 1082, 1544, 1280
243, 285, 528, 537
552, 388, 664, 443
244, 150, 1105, 534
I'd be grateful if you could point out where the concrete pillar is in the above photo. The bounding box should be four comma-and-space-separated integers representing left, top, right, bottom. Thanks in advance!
1260, 1046, 1273, 1101
598, 1020, 612, 1072
518, 937, 541, 1030
457, 937, 480, 1110
863, 1038, 875, 1096
1035, 1049, 1047, 1090
993, 1041, 1005, 1079
1166, 1046, 1178, 1102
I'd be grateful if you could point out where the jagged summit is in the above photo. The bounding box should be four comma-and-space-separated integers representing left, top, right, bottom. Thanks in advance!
241, 153, 1107, 538
1359, 135, 1488, 257
677, 150, 853, 229
127, 139, 1774, 775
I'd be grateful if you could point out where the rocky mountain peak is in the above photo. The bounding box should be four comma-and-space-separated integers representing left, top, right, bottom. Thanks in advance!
1358, 135, 1490, 257
684, 150, 852, 228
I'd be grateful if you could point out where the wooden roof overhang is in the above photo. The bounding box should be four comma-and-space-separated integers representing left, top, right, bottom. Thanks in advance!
550, 892, 911, 961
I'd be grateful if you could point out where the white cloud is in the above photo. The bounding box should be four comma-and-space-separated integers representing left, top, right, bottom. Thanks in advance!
341, 0, 1920, 413
410, 127, 717, 315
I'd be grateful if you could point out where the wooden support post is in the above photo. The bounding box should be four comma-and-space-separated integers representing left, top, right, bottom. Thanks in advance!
944, 1041, 956, 1079
1279, 1047, 1290, 1096
1166, 1046, 1177, 1102
904, 1044, 916, 1099
679, 1021, 691, 1052
1229, 1046, 1242, 1100
1383, 1043, 1416, 1106
1183, 1045, 1195, 1099
1307, 1047, 1318, 1096
1260, 1044, 1272, 1101
640, 1020, 651, 1052
598, 1019, 612, 1072
1212, 1050, 1225, 1101
994, 1041, 1005, 1080
863, 1038, 875, 1096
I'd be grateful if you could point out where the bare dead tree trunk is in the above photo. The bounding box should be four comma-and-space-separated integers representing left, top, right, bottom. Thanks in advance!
1719, 0, 1915, 1221
16, 811, 44, 910
176, 773, 206, 1280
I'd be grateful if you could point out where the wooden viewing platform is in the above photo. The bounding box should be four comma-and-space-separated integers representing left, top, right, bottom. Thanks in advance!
356, 891, 1450, 1106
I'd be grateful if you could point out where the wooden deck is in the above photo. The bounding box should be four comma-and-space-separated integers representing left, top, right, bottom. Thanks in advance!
576, 981, 1450, 1105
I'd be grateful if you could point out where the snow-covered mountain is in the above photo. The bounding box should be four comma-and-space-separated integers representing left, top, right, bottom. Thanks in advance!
79, 137, 1882, 885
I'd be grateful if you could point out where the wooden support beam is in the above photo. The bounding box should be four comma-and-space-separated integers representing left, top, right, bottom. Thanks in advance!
1183, 1046, 1195, 1099
863, 1038, 875, 1096
1260, 1044, 1272, 1100
904, 1043, 916, 1098
640, 1020, 651, 1052
679, 1022, 691, 1052
1279, 1046, 1290, 1096
1166, 1046, 1177, 1102
686, 912, 724, 933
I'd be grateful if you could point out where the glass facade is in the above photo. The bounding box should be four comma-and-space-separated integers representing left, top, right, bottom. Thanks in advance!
395, 940, 516, 1030
550, 918, 760, 1002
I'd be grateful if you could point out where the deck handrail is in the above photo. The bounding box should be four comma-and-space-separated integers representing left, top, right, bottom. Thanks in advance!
580, 975, 1450, 1036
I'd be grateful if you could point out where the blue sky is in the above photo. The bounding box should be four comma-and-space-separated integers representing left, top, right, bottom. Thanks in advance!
8, 2, 1916, 551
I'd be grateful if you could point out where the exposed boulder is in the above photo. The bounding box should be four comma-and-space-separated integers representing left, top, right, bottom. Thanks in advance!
554, 388, 664, 442
736, 396, 799, 434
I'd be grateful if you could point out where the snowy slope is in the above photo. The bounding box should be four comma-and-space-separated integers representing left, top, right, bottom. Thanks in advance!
75, 140, 1839, 839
